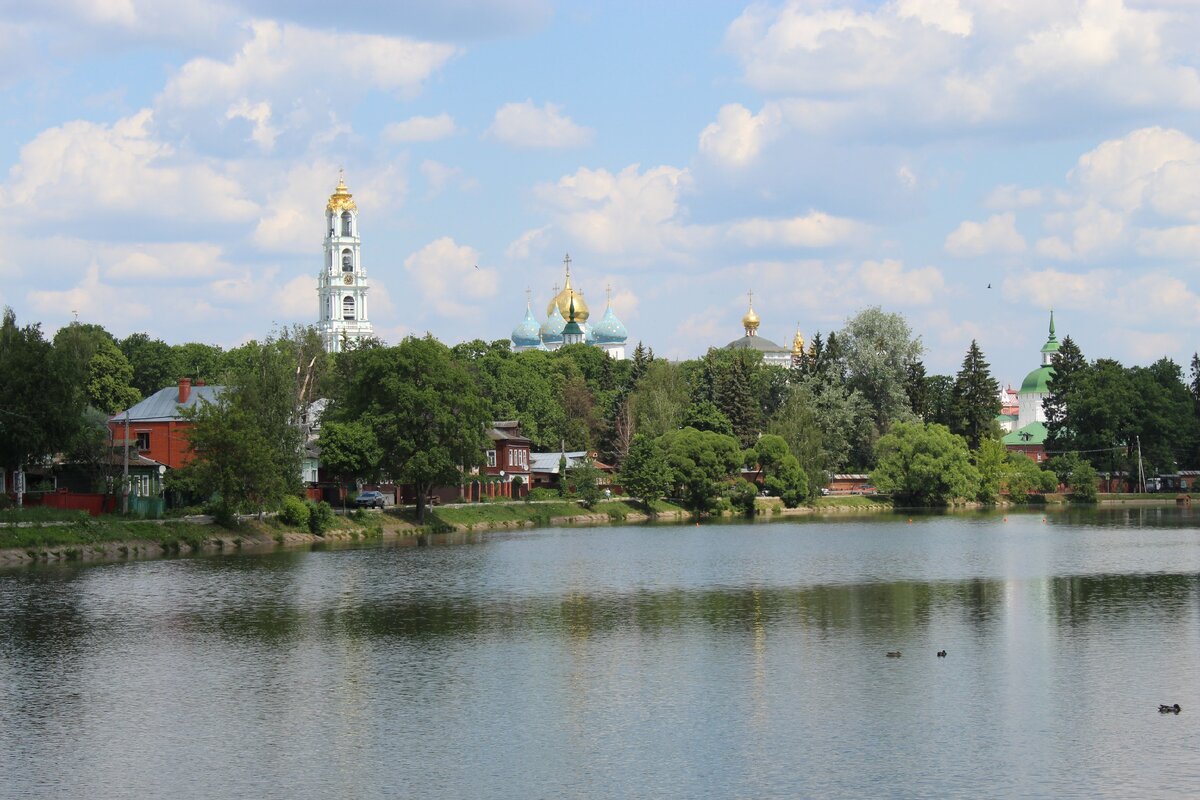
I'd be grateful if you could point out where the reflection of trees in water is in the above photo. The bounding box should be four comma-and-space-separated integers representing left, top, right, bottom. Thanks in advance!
0, 569, 91, 658
1050, 573, 1199, 627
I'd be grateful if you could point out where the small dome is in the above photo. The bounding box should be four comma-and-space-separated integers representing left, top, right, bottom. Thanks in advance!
591, 305, 628, 344
540, 304, 566, 343
742, 305, 760, 331
792, 328, 805, 355
511, 306, 542, 348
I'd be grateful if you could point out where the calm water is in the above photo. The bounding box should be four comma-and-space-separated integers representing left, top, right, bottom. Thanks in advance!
2, 508, 1199, 799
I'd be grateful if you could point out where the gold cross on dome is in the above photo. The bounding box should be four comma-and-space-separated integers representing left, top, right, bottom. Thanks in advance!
563, 253, 571, 276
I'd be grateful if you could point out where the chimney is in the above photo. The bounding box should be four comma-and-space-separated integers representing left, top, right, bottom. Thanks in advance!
178, 377, 192, 404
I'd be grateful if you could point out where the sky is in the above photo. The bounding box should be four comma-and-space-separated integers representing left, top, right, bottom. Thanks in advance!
3, 0, 1200, 386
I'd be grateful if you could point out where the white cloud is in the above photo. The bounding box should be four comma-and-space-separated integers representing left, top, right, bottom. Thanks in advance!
857, 259, 945, 305
727, 212, 866, 248
698, 103, 782, 167
721, 1, 1200, 139
984, 184, 1044, 210
944, 212, 1026, 257
1037, 201, 1127, 260
403, 237, 498, 316
1001, 267, 1114, 310
486, 100, 593, 148
1135, 224, 1200, 258
383, 113, 458, 143
28, 263, 151, 323
0, 109, 257, 226
105, 242, 231, 281
1071, 126, 1200, 218
272, 274, 316, 319
225, 98, 278, 150
505, 226, 550, 260
420, 160, 475, 196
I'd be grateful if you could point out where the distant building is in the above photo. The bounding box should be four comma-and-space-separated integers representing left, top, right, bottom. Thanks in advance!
1001, 311, 1059, 462
317, 173, 373, 353
725, 291, 799, 368
510, 254, 630, 359
108, 378, 223, 470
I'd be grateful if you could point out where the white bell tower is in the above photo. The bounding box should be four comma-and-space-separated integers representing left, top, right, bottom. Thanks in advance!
317, 171, 373, 353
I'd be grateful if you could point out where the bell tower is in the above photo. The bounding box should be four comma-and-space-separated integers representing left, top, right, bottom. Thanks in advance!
317, 171, 373, 353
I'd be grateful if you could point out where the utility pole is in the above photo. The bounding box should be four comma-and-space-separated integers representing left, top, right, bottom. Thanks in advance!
123, 410, 130, 514
1136, 435, 1145, 494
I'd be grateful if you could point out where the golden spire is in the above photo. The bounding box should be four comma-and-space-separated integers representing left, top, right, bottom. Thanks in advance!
792, 323, 805, 355
326, 170, 357, 213
742, 289, 760, 336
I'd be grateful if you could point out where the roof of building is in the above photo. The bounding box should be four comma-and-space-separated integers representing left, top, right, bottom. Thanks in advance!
487, 421, 531, 443
995, 413, 1019, 422
726, 334, 789, 353
110, 384, 224, 423
1003, 421, 1048, 446
540, 304, 566, 343
1020, 364, 1054, 394
511, 305, 542, 348
591, 304, 628, 343
530, 451, 590, 474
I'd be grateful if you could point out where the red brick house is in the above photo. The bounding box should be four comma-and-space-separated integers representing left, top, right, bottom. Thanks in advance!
108, 378, 223, 470
484, 421, 532, 494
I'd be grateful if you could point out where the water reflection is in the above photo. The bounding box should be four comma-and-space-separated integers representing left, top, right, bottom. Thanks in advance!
1, 509, 1198, 799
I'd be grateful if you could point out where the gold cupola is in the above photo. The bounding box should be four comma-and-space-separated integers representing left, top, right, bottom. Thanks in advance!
742, 290, 760, 336
546, 253, 590, 323
326, 172, 357, 213
792, 326, 805, 355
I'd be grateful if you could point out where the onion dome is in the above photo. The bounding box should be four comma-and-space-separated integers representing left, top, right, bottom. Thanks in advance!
540, 303, 566, 344
792, 327, 805, 355
511, 305, 542, 348
592, 303, 628, 344
547, 273, 589, 323
326, 173, 357, 213
742, 292, 760, 336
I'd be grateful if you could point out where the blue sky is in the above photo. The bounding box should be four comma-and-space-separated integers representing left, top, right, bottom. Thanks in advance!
3, 0, 1200, 385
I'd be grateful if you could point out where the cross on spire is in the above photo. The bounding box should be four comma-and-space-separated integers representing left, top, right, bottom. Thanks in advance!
525, 286, 532, 308
563, 252, 572, 277
747, 289, 754, 308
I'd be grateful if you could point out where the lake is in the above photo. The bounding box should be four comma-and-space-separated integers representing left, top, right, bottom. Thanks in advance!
1, 507, 1198, 799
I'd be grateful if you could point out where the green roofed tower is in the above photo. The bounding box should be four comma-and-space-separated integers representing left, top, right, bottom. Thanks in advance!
1001, 311, 1059, 461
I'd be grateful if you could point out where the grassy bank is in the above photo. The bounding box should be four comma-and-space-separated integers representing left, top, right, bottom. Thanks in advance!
391, 498, 690, 532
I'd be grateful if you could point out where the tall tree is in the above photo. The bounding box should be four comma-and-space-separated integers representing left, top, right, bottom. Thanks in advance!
631, 360, 690, 439
905, 360, 930, 420
332, 336, 489, 522
839, 307, 923, 431
53, 322, 141, 414
949, 340, 1000, 450
1043, 336, 1087, 451
0, 309, 84, 484
120, 333, 180, 396
870, 422, 979, 506
620, 433, 671, 506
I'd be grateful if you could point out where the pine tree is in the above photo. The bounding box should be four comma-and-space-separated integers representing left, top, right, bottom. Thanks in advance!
1044, 335, 1087, 450
1190, 352, 1200, 403
949, 340, 1000, 450
906, 360, 929, 420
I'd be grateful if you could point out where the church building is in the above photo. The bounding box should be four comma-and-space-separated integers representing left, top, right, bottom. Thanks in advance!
510, 254, 630, 359
317, 174, 374, 353
1000, 311, 1059, 462
725, 292, 799, 368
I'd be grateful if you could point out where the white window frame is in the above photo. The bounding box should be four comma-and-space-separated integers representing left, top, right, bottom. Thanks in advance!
487, 450, 497, 468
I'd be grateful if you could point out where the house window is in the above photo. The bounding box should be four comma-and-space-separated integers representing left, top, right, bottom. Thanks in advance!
343, 296, 355, 320
487, 450, 497, 468
136, 432, 150, 451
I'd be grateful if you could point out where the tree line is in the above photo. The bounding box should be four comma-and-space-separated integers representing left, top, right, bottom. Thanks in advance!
4, 305, 1199, 518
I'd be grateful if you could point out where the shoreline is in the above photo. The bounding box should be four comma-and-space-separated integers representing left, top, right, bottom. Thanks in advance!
1, 495, 1189, 567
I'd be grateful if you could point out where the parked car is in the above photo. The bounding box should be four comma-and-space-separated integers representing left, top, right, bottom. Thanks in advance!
355, 490, 386, 509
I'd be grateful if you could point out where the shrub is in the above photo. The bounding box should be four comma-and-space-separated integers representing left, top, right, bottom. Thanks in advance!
307, 500, 335, 535
727, 479, 759, 515
279, 496, 311, 527
528, 487, 558, 501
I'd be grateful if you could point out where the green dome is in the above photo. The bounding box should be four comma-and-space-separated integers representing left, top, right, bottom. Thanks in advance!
1020, 364, 1054, 394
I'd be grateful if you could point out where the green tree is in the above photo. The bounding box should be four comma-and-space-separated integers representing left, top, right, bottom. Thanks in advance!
0, 309, 85, 485
1068, 461, 1099, 503
657, 427, 743, 512
923, 374, 956, 427
1004, 453, 1057, 503
565, 459, 604, 508
973, 437, 1008, 504
332, 336, 489, 523
766, 386, 828, 498
620, 433, 671, 506
317, 421, 383, 498
631, 360, 690, 438
840, 306, 923, 430
949, 340, 1000, 450
1043, 336, 1087, 451
53, 322, 141, 414
120, 333, 179, 396
727, 478, 759, 516
681, 400, 735, 438
171, 342, 225, 384
176, 336, 304, 520
906, 360, 930, 420
870, 422, 979, 506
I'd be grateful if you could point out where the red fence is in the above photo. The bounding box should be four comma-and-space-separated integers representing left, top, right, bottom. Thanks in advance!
36, 491, 118, 516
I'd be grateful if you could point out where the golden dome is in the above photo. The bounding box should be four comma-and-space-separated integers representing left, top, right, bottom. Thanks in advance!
547, 273, 590, 322
742, 296, 760, 335
326, 175, 357, 213
792, 328, 805, 355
